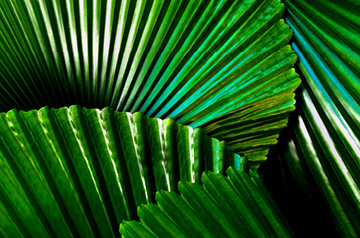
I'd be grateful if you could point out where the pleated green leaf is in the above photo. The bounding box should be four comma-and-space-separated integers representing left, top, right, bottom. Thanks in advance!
0, 0, 300, 164
120, 167, 294, 238
0, 105, 245, 238
261, 0, 360, 237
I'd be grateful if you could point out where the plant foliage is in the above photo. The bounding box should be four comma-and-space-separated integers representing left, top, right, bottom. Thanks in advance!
0, 0, 300, 164
262, 0, 360, 237
0, 105, 245, 237
120, 167, 294, 238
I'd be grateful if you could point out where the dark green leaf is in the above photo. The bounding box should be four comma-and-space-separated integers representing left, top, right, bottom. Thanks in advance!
262, 0, 360, 236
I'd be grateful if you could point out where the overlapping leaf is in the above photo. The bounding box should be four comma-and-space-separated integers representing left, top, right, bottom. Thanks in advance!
0, 105, 245, 238
0, 0, 300, 164
261, 0, 360, 237
120, 167, 294, 238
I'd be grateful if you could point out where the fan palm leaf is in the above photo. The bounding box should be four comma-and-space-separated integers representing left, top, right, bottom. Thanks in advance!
0, 0, 300, 165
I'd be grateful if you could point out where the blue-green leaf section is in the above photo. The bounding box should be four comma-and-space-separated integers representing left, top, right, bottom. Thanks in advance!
262, 1, 360, 237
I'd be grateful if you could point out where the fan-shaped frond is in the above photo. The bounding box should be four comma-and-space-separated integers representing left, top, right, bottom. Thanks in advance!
0, 0, 300, 163
120, 167, 294, 238
0, 105, 245, 237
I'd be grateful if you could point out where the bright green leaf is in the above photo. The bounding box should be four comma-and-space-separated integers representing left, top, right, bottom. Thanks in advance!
0, 105, 244, 237
120, 167, 294, 238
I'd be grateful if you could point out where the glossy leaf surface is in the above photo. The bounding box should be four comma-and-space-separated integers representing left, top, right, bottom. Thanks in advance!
0, 105, 245, 238
120, 167, 294, 238
0, 0, 300, 163
261, 0, 360, 237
